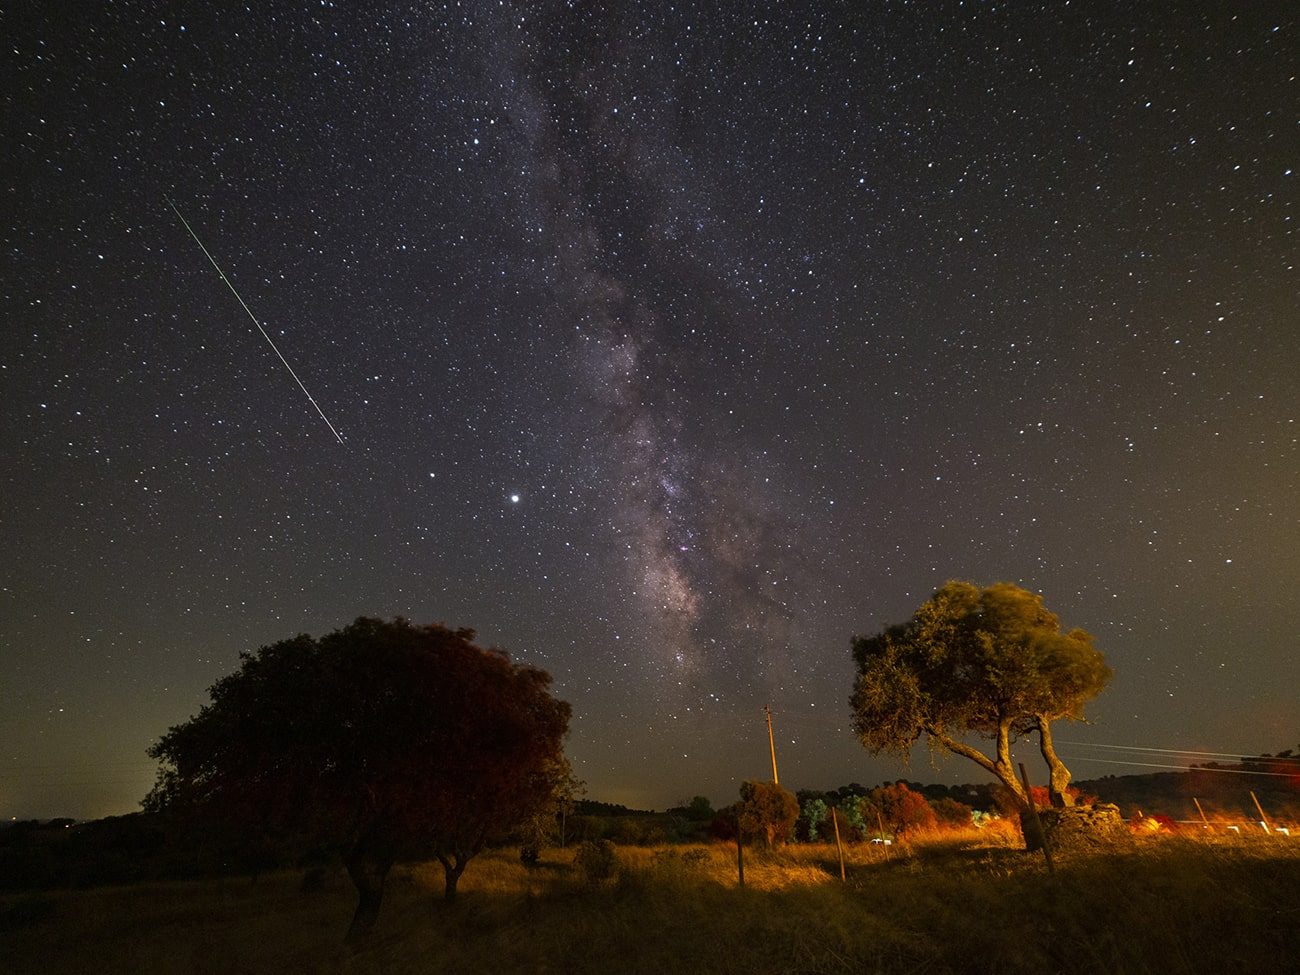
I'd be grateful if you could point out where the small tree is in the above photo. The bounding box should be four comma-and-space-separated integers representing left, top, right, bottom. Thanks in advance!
145, 617, 570, 940
860, 782, 937, 836
931, 797, 975, 827
800, 797, 830, 841
838, 794, 868, 839
685, 795, 715, 821
849, 581, 1110, 808
737, 780, 799, 847
519, 757, 584, 863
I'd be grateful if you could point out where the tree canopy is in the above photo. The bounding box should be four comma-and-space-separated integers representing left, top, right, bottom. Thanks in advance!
849, 581, 1111, 808
737, 780, 799, 847
145, 617, 571, 939
858, 782, 938, 836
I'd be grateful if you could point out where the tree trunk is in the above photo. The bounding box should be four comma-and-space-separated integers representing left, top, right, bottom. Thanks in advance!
438, 855, 467, 902
1037, 717, 1074, 807
933, 721, 1026, 807
344, 853, 391, 943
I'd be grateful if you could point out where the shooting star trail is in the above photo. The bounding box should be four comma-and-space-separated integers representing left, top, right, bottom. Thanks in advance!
165, 197, 346, 445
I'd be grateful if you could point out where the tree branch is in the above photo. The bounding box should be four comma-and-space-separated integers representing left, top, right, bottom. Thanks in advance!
928, 726, 997, 776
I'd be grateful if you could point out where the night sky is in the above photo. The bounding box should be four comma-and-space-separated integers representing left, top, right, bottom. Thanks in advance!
3, 2, 1296, 820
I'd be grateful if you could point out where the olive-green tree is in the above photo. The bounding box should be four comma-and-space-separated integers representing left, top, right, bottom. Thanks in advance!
849, 581, 1111, 808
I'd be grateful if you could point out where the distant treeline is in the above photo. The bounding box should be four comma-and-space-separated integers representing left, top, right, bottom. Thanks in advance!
1076, 749, 1300, 822
5, 751, 1296, 892
0, 814, 323, 892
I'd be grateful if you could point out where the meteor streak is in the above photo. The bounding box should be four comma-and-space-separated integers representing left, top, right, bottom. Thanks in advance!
165, 197, 345, 445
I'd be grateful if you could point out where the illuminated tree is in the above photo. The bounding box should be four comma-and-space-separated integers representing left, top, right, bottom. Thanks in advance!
737, 780, 799, 847
931, 796, 975, 827
858, 782, 937, 836
850, 581, 1110, 809
145, 617, 570, 940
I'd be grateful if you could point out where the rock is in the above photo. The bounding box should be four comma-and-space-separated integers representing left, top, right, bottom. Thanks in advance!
1023, 803, 1128, 852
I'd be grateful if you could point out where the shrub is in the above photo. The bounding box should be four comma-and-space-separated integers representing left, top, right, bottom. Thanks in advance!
860, 782, 938, 837
932, 797, 974, 827
681, 848, 709, 867
573, 840, 619, 884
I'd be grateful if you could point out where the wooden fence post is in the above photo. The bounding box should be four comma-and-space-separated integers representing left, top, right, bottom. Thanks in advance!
735, 812, 745, 887
1250, 791, 1272, 834
831, 807, 846, 882
1192, 797, 1211, 831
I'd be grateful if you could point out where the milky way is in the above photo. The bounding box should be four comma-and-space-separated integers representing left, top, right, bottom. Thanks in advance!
478, 5, 808, 678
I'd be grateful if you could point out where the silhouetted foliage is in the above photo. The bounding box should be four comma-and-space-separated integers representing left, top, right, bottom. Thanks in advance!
850, 581, 1111, 808
663, 795, 716, 841
708, 804, 741, 842
518, 757, 583, 863
682, 795, 715, 821
145, 617, 570, 940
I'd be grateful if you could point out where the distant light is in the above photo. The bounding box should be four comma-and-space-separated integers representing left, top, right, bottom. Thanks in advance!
510, 494, 520, 504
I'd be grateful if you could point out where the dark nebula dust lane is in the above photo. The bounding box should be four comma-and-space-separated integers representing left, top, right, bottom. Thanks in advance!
2, 2, 1296, 815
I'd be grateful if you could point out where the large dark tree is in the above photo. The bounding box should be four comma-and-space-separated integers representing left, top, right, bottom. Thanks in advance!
850, 581, 1111, 809
145, 617, 571, 940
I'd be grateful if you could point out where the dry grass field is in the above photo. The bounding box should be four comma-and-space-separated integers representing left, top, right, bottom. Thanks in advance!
4, 830, 1299, 974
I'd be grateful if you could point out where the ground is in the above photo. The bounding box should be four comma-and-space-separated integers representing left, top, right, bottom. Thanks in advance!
3, 831, 1298, 974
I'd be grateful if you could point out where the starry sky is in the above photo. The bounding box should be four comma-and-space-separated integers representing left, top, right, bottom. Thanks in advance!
3, 2, 1296, 819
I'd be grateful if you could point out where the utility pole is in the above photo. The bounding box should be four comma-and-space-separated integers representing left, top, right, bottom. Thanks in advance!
765, 704, 779, 785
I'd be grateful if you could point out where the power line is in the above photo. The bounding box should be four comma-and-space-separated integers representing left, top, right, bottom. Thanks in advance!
2, 762, 156, 770
1060, 755, 1298, 777
1057, 740, 1300, 763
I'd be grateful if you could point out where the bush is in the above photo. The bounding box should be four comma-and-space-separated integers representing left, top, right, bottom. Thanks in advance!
932, 797, 974, 827
737, 781, 799, 847
650, 847, 709, 871
860, 782, 938, 837
573, 840, 619, 884
709, 806, 739, 842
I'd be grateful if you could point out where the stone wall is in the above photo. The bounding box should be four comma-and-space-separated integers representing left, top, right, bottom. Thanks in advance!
1024, 802, 1128, 852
